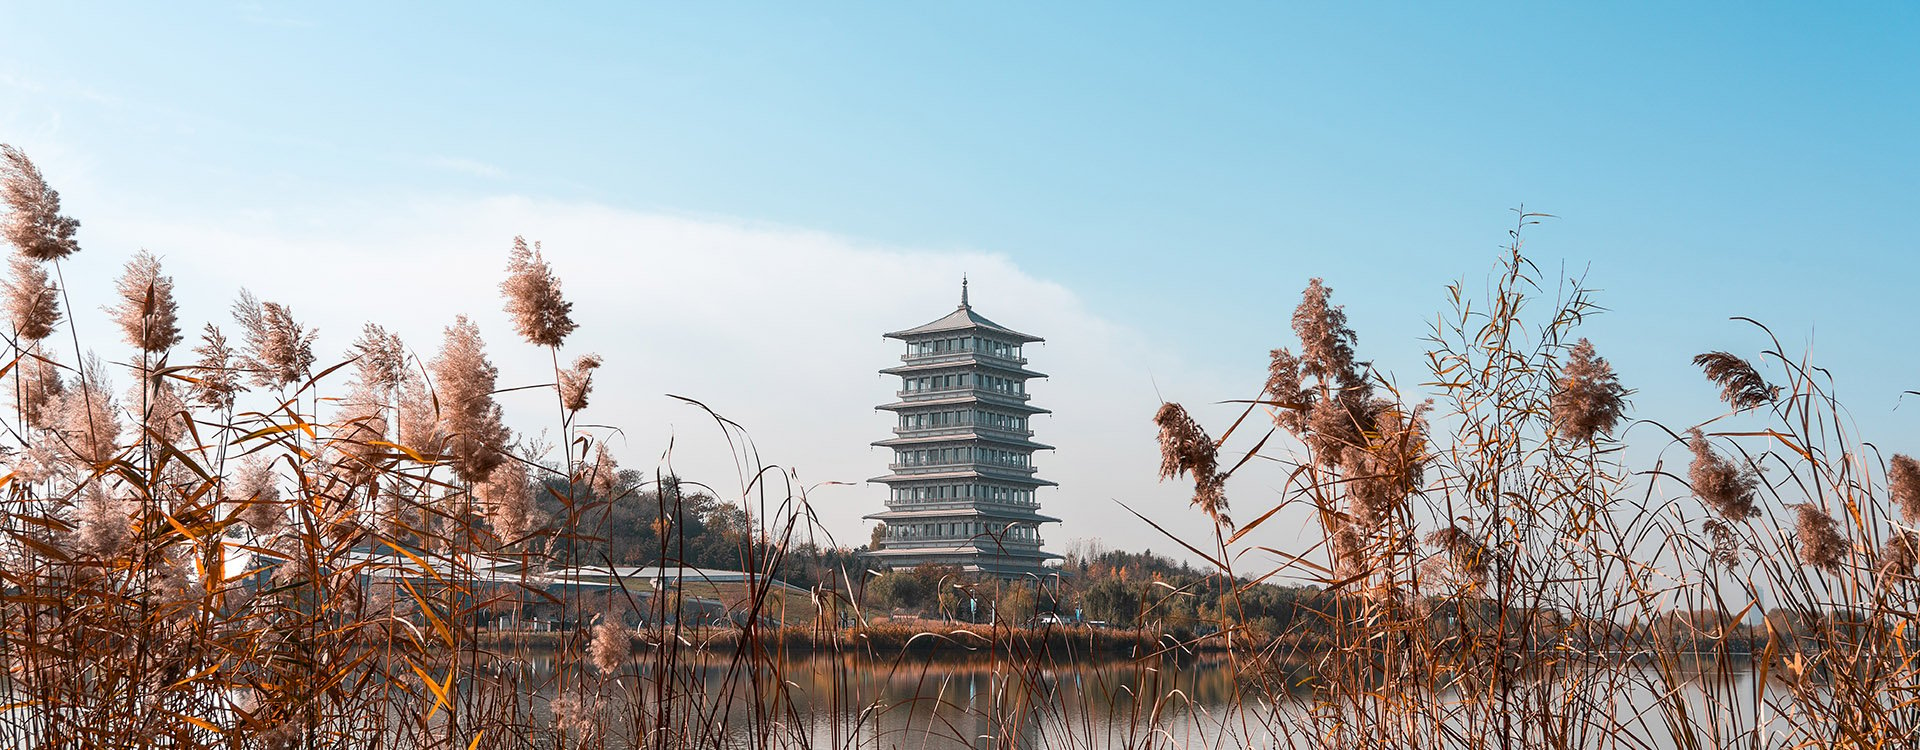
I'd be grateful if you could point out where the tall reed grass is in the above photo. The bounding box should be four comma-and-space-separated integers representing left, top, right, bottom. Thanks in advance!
3, 144, 1914, 749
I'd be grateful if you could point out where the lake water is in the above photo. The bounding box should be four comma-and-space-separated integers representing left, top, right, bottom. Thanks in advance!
505, 649, 1794, 749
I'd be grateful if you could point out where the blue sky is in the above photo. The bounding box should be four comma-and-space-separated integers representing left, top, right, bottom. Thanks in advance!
2, 3, 1916, 563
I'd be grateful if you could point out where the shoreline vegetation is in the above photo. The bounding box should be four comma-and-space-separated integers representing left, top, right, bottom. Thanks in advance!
3, 144, 1918, 748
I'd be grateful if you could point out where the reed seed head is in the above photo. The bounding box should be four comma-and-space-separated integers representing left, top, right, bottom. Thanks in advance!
502, 235, 577, 348
1890, 454, 1920, 524
559, 353, 602, 412
1792, 504, 1848, 572
1291, 278, 1358, 386
1693, 351, 1776, 411
1153, 402, 1228, 526
1348, 400, 1429, 529
4, 252, 61, 341
1879, 531, 1918, 580
235, 457, 283, 535
0, 145, 81, 261
19, 345, 64, 430
188, 324, 242, 411
56, 357, 123, 466
588, 619, 632, 674
231, 289, 317, 389
1687, 428, 1758, 523
1425, 525, 1488, 586
1552, 338, 1629, 443
478, 449, 541, 541
108, 250, 182, 353
431, 315, 509, 485
73, 483, 134, 559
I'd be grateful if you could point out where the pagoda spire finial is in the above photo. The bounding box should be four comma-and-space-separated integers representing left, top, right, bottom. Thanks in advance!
960, 276, 970, 308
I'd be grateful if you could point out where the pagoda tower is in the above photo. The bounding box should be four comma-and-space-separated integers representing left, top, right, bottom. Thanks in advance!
865, 280, 1060, 577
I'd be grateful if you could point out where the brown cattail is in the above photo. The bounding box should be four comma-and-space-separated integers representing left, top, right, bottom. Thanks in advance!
477, 449, 541, 541
1687, 429, 1758, 522
235, 457, 283, 535
1153, 402, 1228, 526
1890, 454, 1920, 523
1552, 338, 1630, 443
72, 483, 134, 558
587, 618, 632, 674
231, 289, 317, 389
431, 315, 509, 484
1792, 504, 1848, 571
501, 236, 576, 348
187, 324, 243, 411
3, 252, 61, 341
0, 145, 81, 261
558, 353, 602, 412
107, 250, 182, 353
1693, 351, 1776, 411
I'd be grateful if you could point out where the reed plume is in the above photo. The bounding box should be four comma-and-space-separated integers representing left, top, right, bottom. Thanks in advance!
477, 448, 540, 541
1792, 504, 1847, 571
187, 324, 242, 411
1425, 524, 1488, 586
1890, 453, 1920, 523
231, 289, 317, 389
56, 355, 122, 466
72, 482, 134, 559
0, 144, 81, 261
501, 235, 576, 348
235, 457, 283, 535
1551, 338, 1629, 443
1153, 401, 1228, 526
1693, 351, 1775, 411
1687, 428, 1758, 522
430, 315, 509, 484
1880, 531, 1918, 579
587, 441, 621, 499
558, 353, 602, 412
4, 252, 61, 341
18, 343, 64, 430
108, 250, 182, 354
1347, 400, 1429, 528
588, 618, 632, 675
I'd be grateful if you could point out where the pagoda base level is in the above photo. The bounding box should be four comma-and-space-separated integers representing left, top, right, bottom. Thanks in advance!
865, 548, 1059, 579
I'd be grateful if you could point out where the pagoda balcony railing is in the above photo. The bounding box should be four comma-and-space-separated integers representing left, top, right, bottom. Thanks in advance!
881, 535, 1046, 549
900, 351, 1028, 367
896, 386, 1031, 402
884, 498, 1043, 512
888, 461, 1035, 474
891, 425, 1035, 439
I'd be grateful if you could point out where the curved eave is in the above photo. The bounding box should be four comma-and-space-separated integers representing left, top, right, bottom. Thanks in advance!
880, 360, 1048, 379
868, 469, 1058, 487
871, 433, 1054, 450
876, 396, 1050, 415
884, 306, 1045, 344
